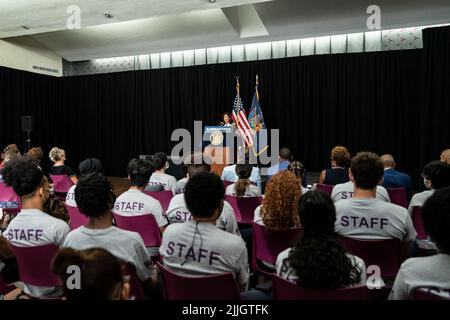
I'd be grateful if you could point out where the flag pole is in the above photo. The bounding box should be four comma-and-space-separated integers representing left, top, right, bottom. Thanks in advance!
255, 74, 259, 101
251, 74, 268, 157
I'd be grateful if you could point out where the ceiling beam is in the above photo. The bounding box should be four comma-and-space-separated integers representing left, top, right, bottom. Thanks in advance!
222, 4, 269, 38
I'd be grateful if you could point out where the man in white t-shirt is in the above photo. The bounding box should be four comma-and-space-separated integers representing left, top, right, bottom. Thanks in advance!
146, 152, 177, 194
335, 152, 416, 245
113, 158, 168, 231
63, 173, 154, 287
1, 156, 70, 298
160, 172, 249, 289
408, 160, 450, 215
331, 181, 390, 203
166, 153, 239, 235
66, 158, 103, 207
390, 187, 450, 300
167, 193, 239, 235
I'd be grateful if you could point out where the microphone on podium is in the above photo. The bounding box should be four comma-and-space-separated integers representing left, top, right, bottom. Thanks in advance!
219, 122, 225, 126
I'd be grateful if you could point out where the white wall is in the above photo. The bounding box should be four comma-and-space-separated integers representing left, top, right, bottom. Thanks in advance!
0, 37, 62, 76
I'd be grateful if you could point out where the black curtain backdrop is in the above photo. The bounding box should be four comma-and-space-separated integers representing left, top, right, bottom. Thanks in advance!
1, 26, 449, 190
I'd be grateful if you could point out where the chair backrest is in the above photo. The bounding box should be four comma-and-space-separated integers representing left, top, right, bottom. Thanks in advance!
223, 180, 234, 188
65, 204, 88, 230
252, 222, 303, 271
272, 274, 370, 300
0, 182, 20, 209
387, 187, 408, 208
411, 206, 427, 240
317, 184, 333, 196
224, 195, 262, 225
157, 262, 240, 300
338, 236, 402, 278
413, 288, 450, 300
113, 213, 162, 247
50, 174, 74, 194
9, 243, 60, 287
143, 190, 173, 214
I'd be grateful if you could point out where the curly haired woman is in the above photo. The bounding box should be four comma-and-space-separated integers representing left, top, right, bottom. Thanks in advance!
319, 146, 351, 186
253, 170, 302, 229
276, 190, 366, 289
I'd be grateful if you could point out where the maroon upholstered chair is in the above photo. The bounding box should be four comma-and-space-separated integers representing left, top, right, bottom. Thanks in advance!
339, 236, 402, 278
65, 204, 88, 230
8, 243, 60, 287
157, 262, 240, 300
387, 188, 408, 208
113, 213, 162, 248
411, 206, 427, 240
0, 182, 20, 211
50, 174, 74, 195
224, 195, 262, 225
143, 190, 173, 215
252, 222, 303, 275
317, 184, 333, 196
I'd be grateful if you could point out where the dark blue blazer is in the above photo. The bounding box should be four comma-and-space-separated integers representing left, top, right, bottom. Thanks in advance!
382, 168, 412, 202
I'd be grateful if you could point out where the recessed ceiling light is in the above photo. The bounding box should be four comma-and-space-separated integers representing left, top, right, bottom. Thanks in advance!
104, 13, 113, 18
209, 0, 216, 3
22, 25, 30, 30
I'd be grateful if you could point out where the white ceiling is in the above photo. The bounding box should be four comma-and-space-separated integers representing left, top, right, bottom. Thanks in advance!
1, 0, 450, 62
0, 0, 271, 38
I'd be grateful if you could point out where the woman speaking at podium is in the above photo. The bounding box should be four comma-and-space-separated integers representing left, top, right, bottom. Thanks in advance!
219, 112, 233, 127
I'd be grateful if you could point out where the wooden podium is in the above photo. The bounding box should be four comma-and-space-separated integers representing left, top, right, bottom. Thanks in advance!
203, 126, 234, 176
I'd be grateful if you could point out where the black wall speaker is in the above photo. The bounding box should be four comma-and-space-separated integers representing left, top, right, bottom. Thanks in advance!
22, 116, 32, 131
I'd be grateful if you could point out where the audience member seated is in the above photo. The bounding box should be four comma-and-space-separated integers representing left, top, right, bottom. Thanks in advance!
408, 161, 450, 215
146, 152, 177, 194
277, 190, 366, 288
159, 172, 249, 289
225, 163, 261, 197
49, 147, 78, 185
44, 196, 70, 224
26, 147, 44, 170
0, 144, 21, 170
266, 148, 293, 179
52, 247, 130, 300
319, 146, 351, 186
335, 152, 416, 246
65, 158, 104, 207
63, 173, 154, 288
288, 161, 309, 194
389, 187, 450, 300
2, 156, 70, 297
381, 154, 412, 202
221, 153, 261, 190
440, 149, 450, 165
113, 159, 168, 255
175, 154, 191, 194
166, 153, 239, 235
254, 170, 302, 229
331, 181, 390, 203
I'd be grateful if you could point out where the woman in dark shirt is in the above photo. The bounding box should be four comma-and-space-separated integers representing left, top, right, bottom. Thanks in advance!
49, 147, 78, 184
319, 146, 350, 186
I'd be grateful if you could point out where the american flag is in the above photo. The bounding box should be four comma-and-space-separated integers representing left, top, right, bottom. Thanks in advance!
232, 85, 254, 147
